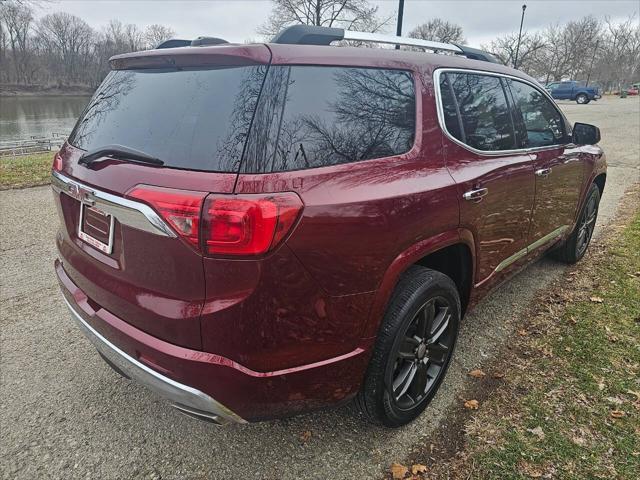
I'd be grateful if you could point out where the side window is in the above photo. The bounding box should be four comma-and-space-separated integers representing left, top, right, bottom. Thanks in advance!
242, 65, 416, 173
439, 73, 464, 143
507, 79, 565, 148
445, 72, 515, 151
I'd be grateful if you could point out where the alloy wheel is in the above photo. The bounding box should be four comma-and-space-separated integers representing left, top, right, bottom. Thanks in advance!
576, 191, 598, 256
388, 297, 454, 411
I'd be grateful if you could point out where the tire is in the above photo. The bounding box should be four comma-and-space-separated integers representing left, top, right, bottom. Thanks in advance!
550, 183, 600, 264
576, 93, 590, 104
355, 266, 461, 427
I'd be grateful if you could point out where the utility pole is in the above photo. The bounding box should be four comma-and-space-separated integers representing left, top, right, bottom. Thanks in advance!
585, 39, 599, 87
395, 0, 405, 50
514, 4, 527, 69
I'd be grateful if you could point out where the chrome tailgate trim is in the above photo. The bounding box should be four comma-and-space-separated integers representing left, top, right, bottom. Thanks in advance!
52, 170, 176, 238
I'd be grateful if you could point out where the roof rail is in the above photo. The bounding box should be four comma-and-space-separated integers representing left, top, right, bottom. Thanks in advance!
272, 25, 500, 64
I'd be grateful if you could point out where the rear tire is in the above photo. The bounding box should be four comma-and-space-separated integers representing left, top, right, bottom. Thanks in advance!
576, 93, 590, 104
355, 266, 460, 427
550, 183, 600, 264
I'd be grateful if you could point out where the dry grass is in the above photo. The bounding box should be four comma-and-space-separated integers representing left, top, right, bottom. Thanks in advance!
417, 188, 640, 480
0, 152, 53, 189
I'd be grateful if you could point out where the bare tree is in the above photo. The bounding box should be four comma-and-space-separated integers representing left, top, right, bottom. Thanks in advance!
259, 0, 392, 38
0, 0, 33, 82
144, 24, 175, 49
593, 15, 640, 92
482, 31, 546, 72
408, 19, 465, 44
37, 12, 93, 84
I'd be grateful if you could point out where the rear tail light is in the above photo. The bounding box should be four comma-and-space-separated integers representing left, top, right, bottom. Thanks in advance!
52, 152, 63, 171
127, 186, 207, 247
202, 193, 303, 255
127, 186, 303, 256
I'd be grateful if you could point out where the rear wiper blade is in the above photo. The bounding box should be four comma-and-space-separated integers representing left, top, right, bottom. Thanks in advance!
78, 144, 164, 168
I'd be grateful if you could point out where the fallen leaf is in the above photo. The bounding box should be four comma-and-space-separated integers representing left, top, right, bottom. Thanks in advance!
571, 435, 587, 446
464, 399, 479, 410
391, 462, 409, 479
411, 464, 428, 475
627, 390, 640, 401
300, 430, 312, 442
469, 369, 486, 378
611, 410, 625, 419
527, 426, 545, 440
518, 460, 543, 478
518, 328, 528, 336
493, 372, 505, 379
590, 296, 604, 303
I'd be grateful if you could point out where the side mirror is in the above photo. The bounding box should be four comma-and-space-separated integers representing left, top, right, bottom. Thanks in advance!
572, 122, 601, 145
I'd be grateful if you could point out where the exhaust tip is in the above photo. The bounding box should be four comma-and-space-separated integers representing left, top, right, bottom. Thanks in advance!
172, 403, 223, 425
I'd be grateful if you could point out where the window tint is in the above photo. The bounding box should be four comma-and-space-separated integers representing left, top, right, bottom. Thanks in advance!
507, 79, 565, 148
446, 72, 515, 151
242, 66, 415, 173
69, 66, 267, 172
439, 74, 464, 143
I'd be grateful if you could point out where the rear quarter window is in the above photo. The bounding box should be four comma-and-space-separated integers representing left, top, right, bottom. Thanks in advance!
241, 65, 416, 173
69, 66, 267, 172
441, 72, 516, 152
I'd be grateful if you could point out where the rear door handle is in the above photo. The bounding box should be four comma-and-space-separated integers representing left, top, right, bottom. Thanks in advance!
535, 168, 552, 178
463, 187, 488, 202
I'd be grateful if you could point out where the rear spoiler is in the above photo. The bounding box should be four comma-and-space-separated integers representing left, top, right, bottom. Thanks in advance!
155, 37, 229, 49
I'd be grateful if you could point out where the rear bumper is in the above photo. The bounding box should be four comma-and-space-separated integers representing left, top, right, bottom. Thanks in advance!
63, 295, 246, 425
56, 259, 372, 422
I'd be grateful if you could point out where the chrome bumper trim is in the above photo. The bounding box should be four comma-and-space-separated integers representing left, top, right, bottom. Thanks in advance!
51, 170, 176, 238
63, 296, 247, 425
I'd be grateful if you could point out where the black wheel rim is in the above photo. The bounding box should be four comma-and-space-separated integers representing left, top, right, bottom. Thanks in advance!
576, 191, 598, 256
389, 296, 454, 411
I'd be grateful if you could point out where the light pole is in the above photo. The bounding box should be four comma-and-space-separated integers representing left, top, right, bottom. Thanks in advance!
514, 4, 527, 69
395, 0, 405, 50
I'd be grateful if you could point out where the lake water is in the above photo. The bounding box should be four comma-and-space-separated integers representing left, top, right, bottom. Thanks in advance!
0, 96, 91, 144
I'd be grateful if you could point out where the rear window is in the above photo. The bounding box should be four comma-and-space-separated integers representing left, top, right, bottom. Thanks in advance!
241, 66, 416, 173
68, 66, 267, 172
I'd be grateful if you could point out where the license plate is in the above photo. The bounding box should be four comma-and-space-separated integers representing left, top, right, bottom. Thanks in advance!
78, 203, 114, 254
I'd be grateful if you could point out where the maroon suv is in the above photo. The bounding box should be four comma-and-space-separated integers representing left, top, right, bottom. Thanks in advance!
52, 26, 606, 427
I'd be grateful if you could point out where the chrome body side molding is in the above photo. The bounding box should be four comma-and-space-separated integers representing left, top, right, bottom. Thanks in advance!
51, 170, 176, 238
495, 225, 569, 273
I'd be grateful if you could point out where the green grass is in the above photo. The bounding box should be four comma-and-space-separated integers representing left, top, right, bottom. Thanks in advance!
461, 213, 640, 479
0, 151, 54, 189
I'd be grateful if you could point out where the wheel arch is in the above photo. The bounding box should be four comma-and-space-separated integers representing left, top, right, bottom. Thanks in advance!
593, 172, 606, 196
361, 230, 475, 339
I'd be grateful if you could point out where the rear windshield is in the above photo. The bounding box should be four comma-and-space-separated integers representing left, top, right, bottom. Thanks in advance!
68, 66, 267, 172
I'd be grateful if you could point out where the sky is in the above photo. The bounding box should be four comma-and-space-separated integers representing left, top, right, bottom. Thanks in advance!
35, 0, 639, 47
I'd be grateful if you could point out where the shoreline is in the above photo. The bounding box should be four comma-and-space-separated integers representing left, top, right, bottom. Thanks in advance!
0, 85, 95, 97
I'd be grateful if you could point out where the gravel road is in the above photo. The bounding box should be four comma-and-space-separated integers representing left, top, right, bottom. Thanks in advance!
1, 96, 639, 480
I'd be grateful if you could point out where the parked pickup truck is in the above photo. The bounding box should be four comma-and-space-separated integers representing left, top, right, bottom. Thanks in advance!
545, 81, 601, 104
